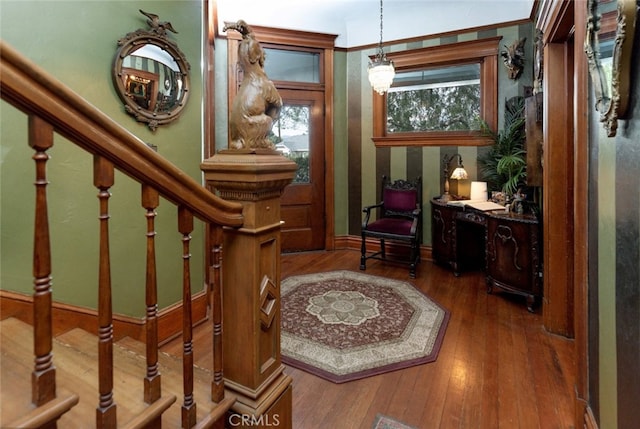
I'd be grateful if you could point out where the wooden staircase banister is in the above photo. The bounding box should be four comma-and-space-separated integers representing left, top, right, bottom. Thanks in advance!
1, 40, 245, 428
6, 392, 80, 429
119, 395, 176, 429
0, 40, 243, 227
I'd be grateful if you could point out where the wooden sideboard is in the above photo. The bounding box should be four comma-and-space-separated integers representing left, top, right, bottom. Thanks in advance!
430, 198, 542, 312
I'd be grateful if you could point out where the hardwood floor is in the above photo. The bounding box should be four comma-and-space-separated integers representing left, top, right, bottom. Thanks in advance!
161, 249, 576, 429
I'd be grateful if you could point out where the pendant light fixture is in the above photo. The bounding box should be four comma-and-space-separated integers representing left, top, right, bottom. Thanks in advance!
368, 0, 395, 95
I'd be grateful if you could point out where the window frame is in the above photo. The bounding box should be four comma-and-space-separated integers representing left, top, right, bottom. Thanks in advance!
372, 37, 501, 147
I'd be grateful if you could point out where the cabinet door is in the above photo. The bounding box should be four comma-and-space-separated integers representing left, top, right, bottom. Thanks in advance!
486, 216, 541, 297
431, 202, 456, 268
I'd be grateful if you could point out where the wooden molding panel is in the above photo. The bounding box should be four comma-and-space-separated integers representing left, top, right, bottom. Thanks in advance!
334, 234, 433, 263
540, 7, 575, 338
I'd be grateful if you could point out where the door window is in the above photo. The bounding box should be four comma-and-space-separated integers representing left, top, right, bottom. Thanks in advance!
273, 104, 310, 184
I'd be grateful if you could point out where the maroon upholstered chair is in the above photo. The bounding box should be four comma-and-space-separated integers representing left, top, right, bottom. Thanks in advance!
360, 176, 422, 278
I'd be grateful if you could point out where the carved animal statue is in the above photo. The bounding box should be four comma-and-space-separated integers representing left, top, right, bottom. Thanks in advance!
224, 20, 282, 150
533, 30, 544, 94
501, 37, 526, 80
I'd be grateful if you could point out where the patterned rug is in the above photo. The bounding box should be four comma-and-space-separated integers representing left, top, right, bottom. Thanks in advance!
280, 270, 449, 383
372, 414, 417, 429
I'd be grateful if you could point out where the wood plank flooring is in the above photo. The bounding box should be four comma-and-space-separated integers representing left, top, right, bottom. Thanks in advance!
161, 249, 576, 429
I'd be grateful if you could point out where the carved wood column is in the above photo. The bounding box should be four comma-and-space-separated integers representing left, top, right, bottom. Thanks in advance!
201, 150, 296, 429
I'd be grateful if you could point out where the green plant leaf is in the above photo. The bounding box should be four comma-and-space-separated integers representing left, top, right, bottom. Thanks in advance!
477, 96, 527, 195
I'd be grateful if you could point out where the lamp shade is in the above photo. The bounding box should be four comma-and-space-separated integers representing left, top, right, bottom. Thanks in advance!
368, 61, 395, 95
450, 167, 468, 180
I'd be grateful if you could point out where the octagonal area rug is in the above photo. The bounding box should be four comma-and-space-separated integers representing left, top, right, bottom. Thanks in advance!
280, 270, 450, 383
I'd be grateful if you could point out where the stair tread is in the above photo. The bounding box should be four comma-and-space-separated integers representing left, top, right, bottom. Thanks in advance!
1, 317, 232, 428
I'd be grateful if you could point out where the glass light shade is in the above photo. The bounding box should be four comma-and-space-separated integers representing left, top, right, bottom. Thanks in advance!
450, 167, 469, 180
368, 60, 396, 95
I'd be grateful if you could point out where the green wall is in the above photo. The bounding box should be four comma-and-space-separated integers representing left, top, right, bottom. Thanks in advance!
0, 0, 206, 317
587, 21, 640, 427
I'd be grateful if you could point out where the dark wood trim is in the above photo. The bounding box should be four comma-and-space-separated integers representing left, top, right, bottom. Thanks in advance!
224, 24, 337, 48
573, 1, 591, 427
345, 19, 531, 52
0, 289, 209, 346
204, 0, 215, 159
372, 133, 494, 147
332, 235, 433, 263
372, 37, 501, 147
540, 0, 575, 337
536, 0, 574, 43
382, 37, 502, 68
542, 42, 575, 337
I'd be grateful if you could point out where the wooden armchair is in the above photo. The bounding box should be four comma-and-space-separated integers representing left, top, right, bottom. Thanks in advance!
360, 176, 422, 278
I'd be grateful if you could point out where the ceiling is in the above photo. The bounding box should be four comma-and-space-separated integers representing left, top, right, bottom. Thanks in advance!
216, 0, 536, 48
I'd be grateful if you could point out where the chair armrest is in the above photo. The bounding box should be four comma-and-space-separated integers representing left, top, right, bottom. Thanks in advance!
362, 202, 383, 213
362, 202, 383, 228
410, 208, 421, 234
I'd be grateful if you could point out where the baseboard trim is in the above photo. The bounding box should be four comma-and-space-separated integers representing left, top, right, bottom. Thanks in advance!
0, 289, 209, 345
1, 237, 431, 344
333, 235, 433, 261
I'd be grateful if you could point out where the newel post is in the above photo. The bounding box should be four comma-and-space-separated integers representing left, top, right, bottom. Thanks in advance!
201, 150, 296, 428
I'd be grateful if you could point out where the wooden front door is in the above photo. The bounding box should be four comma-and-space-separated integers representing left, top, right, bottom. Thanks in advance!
277, 89, 325, 252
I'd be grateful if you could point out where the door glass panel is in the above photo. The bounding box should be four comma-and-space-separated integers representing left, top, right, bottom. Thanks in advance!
263, 48, 320, 83
273, 104, 310, 183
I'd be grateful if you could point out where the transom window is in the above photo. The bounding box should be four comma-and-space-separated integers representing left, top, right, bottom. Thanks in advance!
372, 37, 501, 147
263, 48, 320, 83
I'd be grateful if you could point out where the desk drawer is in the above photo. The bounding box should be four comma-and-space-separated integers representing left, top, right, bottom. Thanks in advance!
456, 210, 487, 226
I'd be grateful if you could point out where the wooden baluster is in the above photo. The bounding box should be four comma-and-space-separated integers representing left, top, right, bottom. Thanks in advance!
178, 206, 196, 428
94, 156, 117, 428
29, 115, 56, 411
210, 226, 224, 403
142, 185, 161, 406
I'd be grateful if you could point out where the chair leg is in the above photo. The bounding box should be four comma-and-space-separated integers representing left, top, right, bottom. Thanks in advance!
409, 241, 418, 278
360, 234, 366, 270
380, 239, 386, 259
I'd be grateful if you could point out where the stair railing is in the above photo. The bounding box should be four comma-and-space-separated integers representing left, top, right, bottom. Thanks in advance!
0, 40, 243, 428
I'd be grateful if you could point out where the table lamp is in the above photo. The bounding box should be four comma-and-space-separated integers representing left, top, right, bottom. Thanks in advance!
440, 153, 468, 202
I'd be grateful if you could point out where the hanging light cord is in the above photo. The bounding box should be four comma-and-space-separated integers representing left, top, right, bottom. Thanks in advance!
377, 0, 385, 58
367, 0, 395, 95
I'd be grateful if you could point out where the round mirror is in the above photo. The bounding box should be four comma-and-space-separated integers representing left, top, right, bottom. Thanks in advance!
112, 10, 190, 131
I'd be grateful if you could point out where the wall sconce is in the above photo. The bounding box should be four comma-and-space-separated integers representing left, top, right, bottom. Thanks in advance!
440, 153, 469, 202
368, 0, 395, 94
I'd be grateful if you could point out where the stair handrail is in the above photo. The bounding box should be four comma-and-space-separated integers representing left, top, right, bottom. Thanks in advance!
1, 39, 242, 428
0, 40, 243, 227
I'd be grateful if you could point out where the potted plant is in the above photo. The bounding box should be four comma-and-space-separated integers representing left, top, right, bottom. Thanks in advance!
478, 96, 527, 197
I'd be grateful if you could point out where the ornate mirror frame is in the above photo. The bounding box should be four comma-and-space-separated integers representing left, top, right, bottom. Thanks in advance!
584, 0, 637, 137
112, 10, 191, 131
